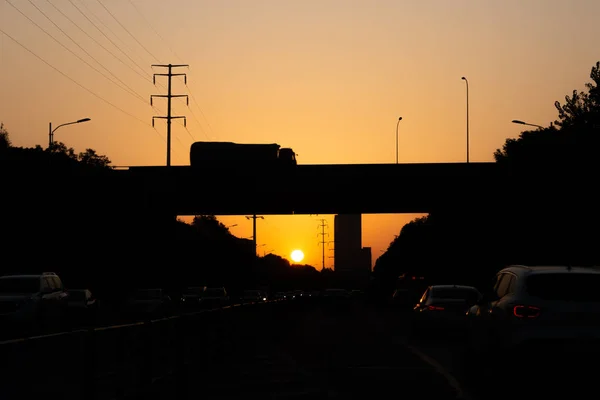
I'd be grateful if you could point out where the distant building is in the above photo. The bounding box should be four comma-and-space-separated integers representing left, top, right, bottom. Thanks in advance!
334, 214, 361, 274
334, 215, 371, 284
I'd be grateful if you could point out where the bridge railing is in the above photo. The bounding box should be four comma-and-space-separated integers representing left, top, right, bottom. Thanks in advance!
0, 301, 279, 400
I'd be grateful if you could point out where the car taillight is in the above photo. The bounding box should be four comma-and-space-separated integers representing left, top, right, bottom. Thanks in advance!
427, 305, 445, 311
513, 305, 541, 318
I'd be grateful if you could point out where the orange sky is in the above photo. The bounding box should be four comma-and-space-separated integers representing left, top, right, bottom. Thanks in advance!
2, 0, 599, 268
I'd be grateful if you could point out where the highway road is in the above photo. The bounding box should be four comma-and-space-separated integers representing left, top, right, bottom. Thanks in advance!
380, 306, 599, 400
168, 299, 463, 400
178, 300, 600, 400
5, 299, 597, 400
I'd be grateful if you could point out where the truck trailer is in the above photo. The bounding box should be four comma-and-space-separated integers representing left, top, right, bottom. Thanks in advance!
189, 141, 297, 168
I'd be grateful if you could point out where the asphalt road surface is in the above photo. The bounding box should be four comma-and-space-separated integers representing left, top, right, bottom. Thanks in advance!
7, 298, 597, 400
380, 306, 600, 400
179, 299, 463, 400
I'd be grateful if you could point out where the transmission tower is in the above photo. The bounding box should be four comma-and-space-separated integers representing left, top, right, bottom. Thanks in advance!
151, 64, 189, 166
317, 219, 329, 271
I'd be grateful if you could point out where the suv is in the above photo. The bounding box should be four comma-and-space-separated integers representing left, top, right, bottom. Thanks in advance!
466, 265, 600, 354
0, 272, 69, 337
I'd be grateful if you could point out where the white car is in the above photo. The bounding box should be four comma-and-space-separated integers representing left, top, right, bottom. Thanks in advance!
466, 265, 600, 356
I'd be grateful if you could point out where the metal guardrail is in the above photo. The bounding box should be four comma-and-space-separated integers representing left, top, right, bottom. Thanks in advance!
0, 301, 278, 400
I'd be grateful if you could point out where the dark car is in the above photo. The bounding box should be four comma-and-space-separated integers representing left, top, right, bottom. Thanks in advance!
412, 285, 482, 339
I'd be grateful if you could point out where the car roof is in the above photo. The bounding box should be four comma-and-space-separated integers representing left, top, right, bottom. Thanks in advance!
0, 274, 44, 279
502, 265, 600, 276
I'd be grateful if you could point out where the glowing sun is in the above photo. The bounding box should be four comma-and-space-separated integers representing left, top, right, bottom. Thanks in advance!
291, 249, 305, 263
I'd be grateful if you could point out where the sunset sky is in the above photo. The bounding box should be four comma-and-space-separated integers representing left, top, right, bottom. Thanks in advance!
2, 0, 598, 268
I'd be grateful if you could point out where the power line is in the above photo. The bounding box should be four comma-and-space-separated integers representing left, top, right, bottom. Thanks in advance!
96, 0, 161, 64
182, 74, 218, 139
26, 0, 147, 104
151, 64, 189, 166
127, 0, 184, 65
47, 0, 154, 86
5, 0, 146, 105
174, 81, 209, 140
69, 0, 151, 80
0, 27, 157, 132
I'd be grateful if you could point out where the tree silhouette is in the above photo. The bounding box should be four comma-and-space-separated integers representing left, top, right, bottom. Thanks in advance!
0, 123, 11, 151
78, 148, 111, 168
495, 62, 600, 167
48, 141, 77, 158
554, 61, 600, 130
191, 215, 234, 238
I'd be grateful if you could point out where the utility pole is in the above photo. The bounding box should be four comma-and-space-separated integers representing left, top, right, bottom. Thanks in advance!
246, 214, 264, 256
151, 64, 189, 166
317, 219, 328, 271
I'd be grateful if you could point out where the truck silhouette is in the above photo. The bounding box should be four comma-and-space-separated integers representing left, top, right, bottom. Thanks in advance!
189, 141, 297, 168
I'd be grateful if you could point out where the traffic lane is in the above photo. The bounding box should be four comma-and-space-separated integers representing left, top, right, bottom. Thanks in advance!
284, 302, 462, 399
380, 307, 600, 400
189, 300, 462, 399
462, 341, 600, 400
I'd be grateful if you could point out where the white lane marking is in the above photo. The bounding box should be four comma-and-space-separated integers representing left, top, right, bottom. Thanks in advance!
404, 343, 471, 400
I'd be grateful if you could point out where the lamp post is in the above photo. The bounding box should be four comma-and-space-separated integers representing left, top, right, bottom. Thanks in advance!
395, 117, 403, 164
512, 119, 544, 129
48, 118, 91, 148
461, 77, 469, 163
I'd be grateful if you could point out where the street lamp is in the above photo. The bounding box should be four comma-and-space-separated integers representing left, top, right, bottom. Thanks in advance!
395, 117, 403, 164
49, 118, 91, 148
512, 120, 544, 129
461, 77, 469, 163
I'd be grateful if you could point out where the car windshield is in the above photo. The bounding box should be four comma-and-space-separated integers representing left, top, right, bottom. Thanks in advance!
526, 273, 600, 302
431, 288, 480, 303
0, 277, 39, 294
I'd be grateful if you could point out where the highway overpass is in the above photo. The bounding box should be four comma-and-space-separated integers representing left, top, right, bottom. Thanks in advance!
118, 162, 503, 215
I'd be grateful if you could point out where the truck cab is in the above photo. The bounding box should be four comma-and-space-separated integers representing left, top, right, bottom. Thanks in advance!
278, 148, 297, 166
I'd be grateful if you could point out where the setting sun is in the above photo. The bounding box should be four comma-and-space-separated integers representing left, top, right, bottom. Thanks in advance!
291, 249, 305, 263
